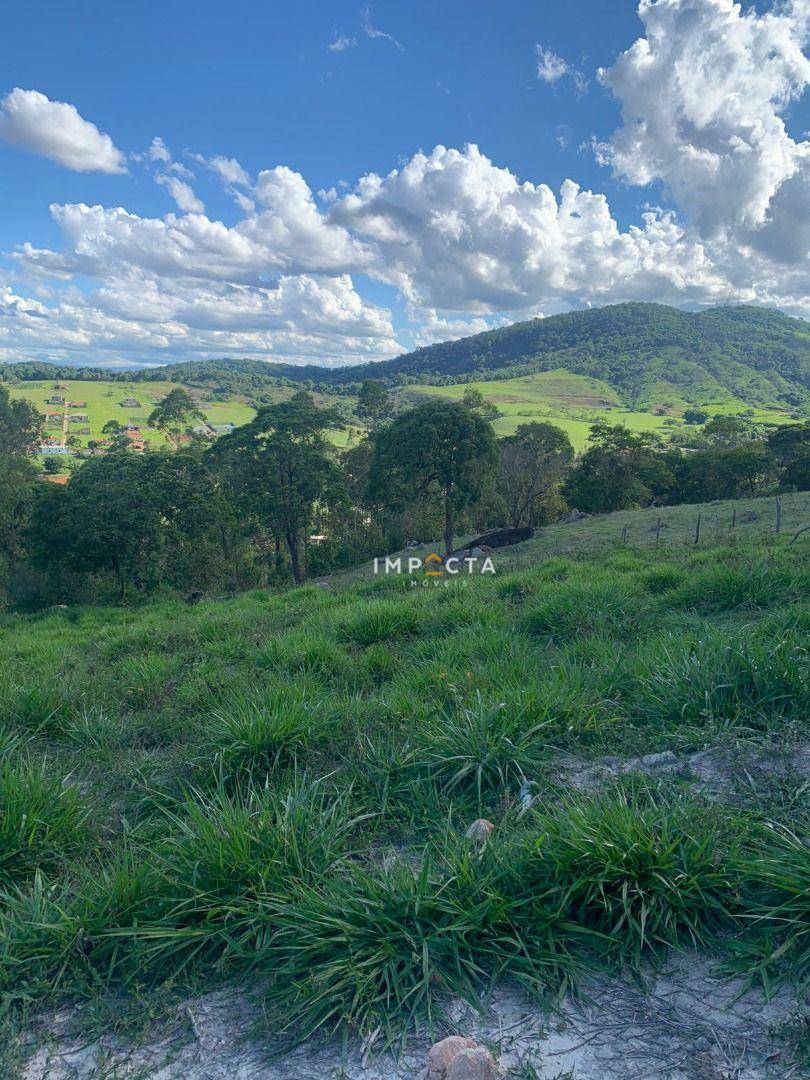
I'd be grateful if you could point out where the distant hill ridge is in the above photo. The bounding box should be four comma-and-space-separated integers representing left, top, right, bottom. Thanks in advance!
2, 303, 808, 409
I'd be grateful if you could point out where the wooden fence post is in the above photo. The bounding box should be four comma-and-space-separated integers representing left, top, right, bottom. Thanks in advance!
775, 496, 782, 534
731, 507, 736, 531
694, 514, 701, 545
655, 516, 661, 542
621, 525, 628, 543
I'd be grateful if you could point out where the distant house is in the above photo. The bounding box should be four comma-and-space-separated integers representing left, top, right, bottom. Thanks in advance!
69, 413, 89, 422
210, 422, 235, 433
47, 395, 65, 405
37, 444, 71, 455
45, 413, 62, 424
120, 397, 141, 408
74, 427, 91, 435
55, 382, 69, 390
123, 423, 141, 434
68, 400, 86, 408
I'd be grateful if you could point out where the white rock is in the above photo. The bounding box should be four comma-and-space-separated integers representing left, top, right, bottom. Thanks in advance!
426, 1035, 479, 1078
464, 819, 495, 843
446, 1046, 499, 1079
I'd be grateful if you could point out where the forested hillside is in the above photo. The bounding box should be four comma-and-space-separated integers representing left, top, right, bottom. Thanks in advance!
329, 303, 810, 407
2, 303, 808, 409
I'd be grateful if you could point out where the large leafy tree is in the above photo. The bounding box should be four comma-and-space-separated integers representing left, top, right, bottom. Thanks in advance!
673, 443, 781, 502
564, 423, 675, 513
0, 383, 43, 456
210, 391, 345, 584
148, 387, 204, 447
366, 400, 498, 555
767, 422, 810, 491
499, 422, 573, 526
462, 385, 501, 423
702, 414, 756, 448
0, 455, 38, 605
28, 451, 222, 598
356, 380, 391, 429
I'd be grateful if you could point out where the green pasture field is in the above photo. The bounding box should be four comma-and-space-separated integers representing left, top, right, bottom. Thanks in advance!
400, 370, 795, 448
0, 489, 807, 1064
5, 379, 356, 450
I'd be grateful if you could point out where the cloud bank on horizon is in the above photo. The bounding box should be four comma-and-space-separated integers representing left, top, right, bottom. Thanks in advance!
0, 0, 809, 368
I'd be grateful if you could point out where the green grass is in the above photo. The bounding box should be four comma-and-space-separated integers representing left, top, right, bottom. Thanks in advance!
0, 490, 807, 1051
401, 369, 796, 449
6, 378, 355, 453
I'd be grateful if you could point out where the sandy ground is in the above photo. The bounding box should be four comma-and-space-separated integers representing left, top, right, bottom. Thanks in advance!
17, 952, 807, 1079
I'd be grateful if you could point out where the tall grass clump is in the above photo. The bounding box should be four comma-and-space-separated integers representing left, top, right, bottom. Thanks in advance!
518, 786, 735, 962
204, 687, 330, 779
728, 823, 810, 992
633, 627, 808, 731
258, 856, 573, 1044
256, 629, 350, 683
669, 563, 807, 612
337, 599, 421, 646
0, 758, 88, 885
413, 693, 550, 806
523, 578, 643, 640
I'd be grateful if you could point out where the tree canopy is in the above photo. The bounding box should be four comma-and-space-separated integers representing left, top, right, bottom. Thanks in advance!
367, 400, 498, 555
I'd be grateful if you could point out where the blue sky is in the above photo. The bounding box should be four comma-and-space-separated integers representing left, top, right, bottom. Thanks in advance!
0, 0, 808, 367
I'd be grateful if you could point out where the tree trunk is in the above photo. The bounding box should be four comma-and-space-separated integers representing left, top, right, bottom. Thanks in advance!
286, 529, 302, 584
443, 492, 454, 557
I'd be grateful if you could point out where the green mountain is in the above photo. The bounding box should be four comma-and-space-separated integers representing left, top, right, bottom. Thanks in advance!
2, 303, 808, 409
323, 303, 810, 409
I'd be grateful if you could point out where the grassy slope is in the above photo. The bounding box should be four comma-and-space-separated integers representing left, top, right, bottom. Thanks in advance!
400, 370, 795, 449
7, 379, 357, 451
0, 491, 808, 1052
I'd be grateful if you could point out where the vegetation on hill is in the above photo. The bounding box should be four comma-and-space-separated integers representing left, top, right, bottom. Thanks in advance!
0, 503, 807, 1061
339, 303, 810, 409
1, 371, 809, 608
2, 304, 808, 414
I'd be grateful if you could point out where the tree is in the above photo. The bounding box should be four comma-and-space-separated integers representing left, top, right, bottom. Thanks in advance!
42, 457, 62, 474
703, 414, 755, 447
564, 423, 675, 513
462, 386, 501, 423
210, 391, 345, 584
499, 422, 574, 526
0, 383, 42, 456
147, 388, 204, 447
673, 443, 780, 502
101, 420, 122, 436
683, 408, 708, 425
767, 422, 810, 491
0, 454, 38, 605
28, 451, 226, 598
356, 381, 391, 429
366, 401, 498, 556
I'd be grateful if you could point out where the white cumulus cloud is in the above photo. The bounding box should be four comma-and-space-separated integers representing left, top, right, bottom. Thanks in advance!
0, 88, 126, 173
156, 175, 206, 214
599, 0, 810, 259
